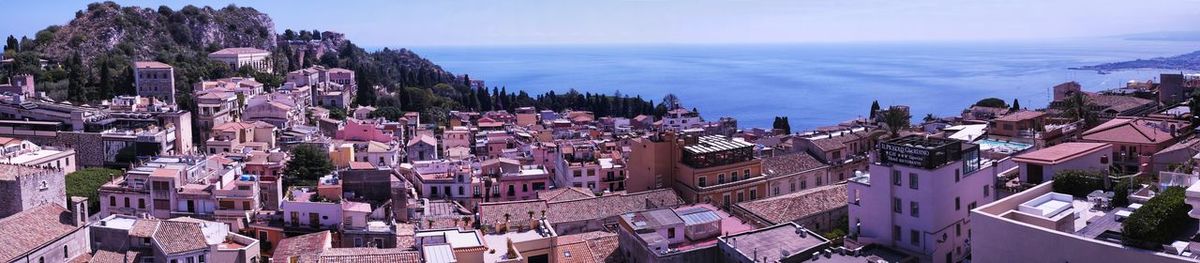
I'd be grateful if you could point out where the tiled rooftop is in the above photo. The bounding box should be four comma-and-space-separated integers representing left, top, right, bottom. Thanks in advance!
735, 184, 848, 225
0, 204, 78, 262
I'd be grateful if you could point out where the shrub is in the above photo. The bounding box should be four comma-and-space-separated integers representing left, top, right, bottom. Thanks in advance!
66, 168, 122, 215
1111, 178, 1132, 208
1122, 186, 1194, 248
1051, 170, 1105, 197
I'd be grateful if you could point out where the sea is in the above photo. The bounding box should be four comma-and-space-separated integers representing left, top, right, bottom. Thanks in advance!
392, 38, 1200, 130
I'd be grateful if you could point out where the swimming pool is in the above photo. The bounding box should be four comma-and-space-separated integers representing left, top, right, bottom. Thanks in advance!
976, 139, 1033, 154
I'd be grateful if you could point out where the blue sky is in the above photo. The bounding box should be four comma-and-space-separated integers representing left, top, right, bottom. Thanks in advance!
3, 0, 1200, 46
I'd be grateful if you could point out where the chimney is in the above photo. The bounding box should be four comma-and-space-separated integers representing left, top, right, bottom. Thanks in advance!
68, 197, 89, 227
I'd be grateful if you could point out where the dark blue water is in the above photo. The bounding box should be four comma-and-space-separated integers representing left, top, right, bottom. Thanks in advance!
397, 38, 1199, 129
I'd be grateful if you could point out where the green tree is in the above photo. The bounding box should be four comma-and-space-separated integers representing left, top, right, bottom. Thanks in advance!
1063, 92, 1098, 127
312, 30, 322, 40
1123, 186, 1191, 249
98, 58, 113, 100
881, 108, 911, 137
1011, 98, 1021, 111
870, 100, 881, 119
66, 168, 122, 215
66, 51, 86, 103
4, 35, 17, 51
974, 97, 1008, 108
1189, 93, 1200, 126
298, 30, 312, 41
369, 106, 405, 121
283, 145, 335, 187
923, 113, 937, 123
283, 29, 296, 40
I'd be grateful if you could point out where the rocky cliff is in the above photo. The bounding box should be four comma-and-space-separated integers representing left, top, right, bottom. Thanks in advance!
32, 2, 276, 64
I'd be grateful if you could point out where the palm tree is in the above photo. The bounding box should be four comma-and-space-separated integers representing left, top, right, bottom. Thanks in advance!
923, 113, 937, 123
881, 109, 911, 137
1062, 92, 1097, 127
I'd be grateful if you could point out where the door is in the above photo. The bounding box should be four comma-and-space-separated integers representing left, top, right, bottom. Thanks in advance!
1027, 164, 1044, 184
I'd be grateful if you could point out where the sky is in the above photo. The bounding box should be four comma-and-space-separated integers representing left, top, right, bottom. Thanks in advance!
3, 0, 1200, 47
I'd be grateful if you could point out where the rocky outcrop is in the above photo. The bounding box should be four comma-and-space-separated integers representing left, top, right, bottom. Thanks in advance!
32, 2, 276, 63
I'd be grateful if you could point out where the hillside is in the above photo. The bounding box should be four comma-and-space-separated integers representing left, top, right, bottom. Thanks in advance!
33, 2, 276, 64
1073, 50, 1200, 72
1, 2, 659, 126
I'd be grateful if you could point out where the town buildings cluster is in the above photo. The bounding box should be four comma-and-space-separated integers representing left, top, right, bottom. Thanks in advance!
5, 44, 1200, 263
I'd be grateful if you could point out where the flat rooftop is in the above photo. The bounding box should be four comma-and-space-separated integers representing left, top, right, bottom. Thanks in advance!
721, 223, 828, 262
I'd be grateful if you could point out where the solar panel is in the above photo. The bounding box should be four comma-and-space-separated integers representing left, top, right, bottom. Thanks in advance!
679, 210, 720, 225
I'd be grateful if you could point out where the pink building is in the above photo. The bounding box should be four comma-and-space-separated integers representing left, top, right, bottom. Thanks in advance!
335, 118, 395, 143
973, 181, 1199, 263
496, 165, 551, 202
1013, 142, 1112, 184
0, 74, 34, 96
848, 135, 1003, 263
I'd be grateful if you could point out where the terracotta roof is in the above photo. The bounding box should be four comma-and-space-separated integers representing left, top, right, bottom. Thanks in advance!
1081, 117, 1186, 145
761, 152, 827, 178
318, 248, 421, 263
1089, 94, 1155, 113
1157, 137, 1200, 155
133, 61, 171, 69
554, 239, 597, 263
0, 204, 80, 262
273, 231, 332, 263
1013, 142, 1110, 165
478, 189, 684, 228
210, 47, 269, 56
995, 110, 1045, 122
407, 134, 437, 147
587, 234, 620, 263
537, 187, 595, 202
152, 221, 208, 255
128, 220, 159, 238
88, 249, 147, 263
734, 184, 848, 225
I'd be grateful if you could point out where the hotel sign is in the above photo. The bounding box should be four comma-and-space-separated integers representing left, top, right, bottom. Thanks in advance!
879, 143, 934, 168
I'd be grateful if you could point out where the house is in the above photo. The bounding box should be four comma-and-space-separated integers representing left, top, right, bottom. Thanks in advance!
616, 204, 755, 263
990, 110, 1046, 138
89, 215, 261, 263
477, 188, 684, 235
760, 152, 829, 197
0, 137, 77, 174
732, 183, 848, 233
407, 134, 439, 162
209, 47, 272, 72
1013, 142, 1112, 184
133, 61, 176, 104
0, 200, 91, 263
0, 74, 34, 96
1080, 117, 1190, 173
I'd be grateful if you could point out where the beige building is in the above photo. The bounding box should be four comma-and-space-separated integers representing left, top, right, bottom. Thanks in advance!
209, 47, 272, 72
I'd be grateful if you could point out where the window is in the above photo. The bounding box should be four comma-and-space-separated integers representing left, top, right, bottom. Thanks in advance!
893, 225, 901, 241
984, 185, 991, 197
374, 238, 384, 248
574, 170, 582, 177
749, 189, 757, 200
892, 198, 902, 213
731, 171, 739, 181
968, 202, 978, 216
109, 196, 116, 206
459, 186, 465, 196
956, 223, 962, 237
718, 174, 725, 184
801, 180, 808, 190
790, 181, 796, 192
667, 228, 676, 238
187, 257, 195, 263
63, 245, 68, 258
955, 197, 961, 211
743, 169, 751, 177
355, 238, 364, 247
138, 199, 145, 209
199, 255, 206, 263
892, 170, 901, 186
954, 169, 961, 182
124, 197, 130, 208
816, 176, 823, 186
910, 201, 920, 217
909, 173, 918, 189
698, 177, 707, 187
522, 184, 529, 192
737, 192, 745, 202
